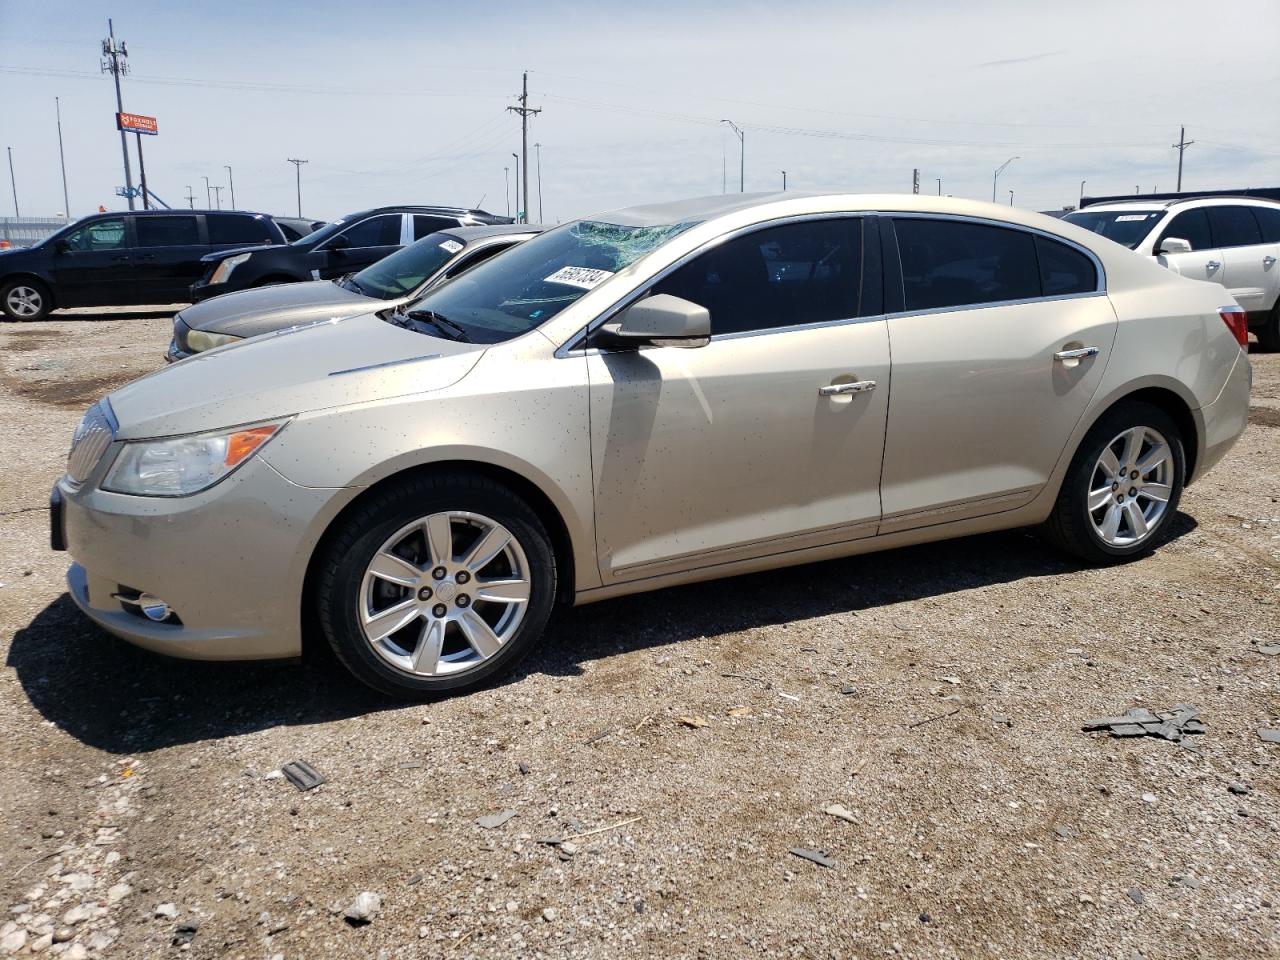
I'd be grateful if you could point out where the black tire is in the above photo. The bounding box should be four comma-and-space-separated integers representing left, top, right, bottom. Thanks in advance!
315, 474, 556, 699
1255, 302, 1280, 352
1042, 401, 1185, 565
1, 278, 52, 322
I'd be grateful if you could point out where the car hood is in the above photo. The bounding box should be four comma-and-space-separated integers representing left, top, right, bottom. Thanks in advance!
109, 312, 483, 440
178, 280, 380, 337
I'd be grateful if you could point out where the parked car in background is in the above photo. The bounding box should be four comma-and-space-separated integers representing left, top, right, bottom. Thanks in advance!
167, 225, 543, 360
54, 193, 1250, 698
189, 206, 513, 303
0, 210, 295, 321
1065, 197, 1280, 349
273, 217, 327, 241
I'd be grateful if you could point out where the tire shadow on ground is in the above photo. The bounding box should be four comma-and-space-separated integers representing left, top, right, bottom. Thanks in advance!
7, 516, 1196, 753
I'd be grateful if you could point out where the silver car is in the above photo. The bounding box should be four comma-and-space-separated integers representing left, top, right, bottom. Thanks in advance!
167, 225, 543, 360
53, 193, 1252, 698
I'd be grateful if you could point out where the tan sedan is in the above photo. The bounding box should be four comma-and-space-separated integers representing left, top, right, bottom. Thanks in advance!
54, 193, 1251, 697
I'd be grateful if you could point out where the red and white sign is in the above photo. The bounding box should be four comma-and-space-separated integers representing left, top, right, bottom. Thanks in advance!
116, 112, 158, 135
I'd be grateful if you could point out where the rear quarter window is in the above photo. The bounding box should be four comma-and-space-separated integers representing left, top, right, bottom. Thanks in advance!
208, 214, 275, 245
1035, 236, 1096, 296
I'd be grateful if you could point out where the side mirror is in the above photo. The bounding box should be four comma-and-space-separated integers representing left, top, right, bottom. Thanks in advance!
601, 294, 711, 349
326, 234, 351, 253
1157, 237, 1192, 255
54, 239, 70, 254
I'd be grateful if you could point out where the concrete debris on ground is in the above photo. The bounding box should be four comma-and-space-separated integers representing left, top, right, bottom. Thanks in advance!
789, 847, 837, 868
476, 810, 517, 830
1082, 705, 1205, 743
279, 760, 325, 791
342, 892, 381, 926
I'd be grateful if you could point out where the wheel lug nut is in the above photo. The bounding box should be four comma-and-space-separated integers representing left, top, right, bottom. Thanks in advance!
432, 566, 447, 581
417, 586, 433, 601
432, 603, 447, 618
457, 594, 471, 608
455, 571, 470, 585
1130, 470, 1139, 479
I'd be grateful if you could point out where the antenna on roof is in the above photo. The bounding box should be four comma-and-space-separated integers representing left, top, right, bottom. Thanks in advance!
474, 193, 486, 210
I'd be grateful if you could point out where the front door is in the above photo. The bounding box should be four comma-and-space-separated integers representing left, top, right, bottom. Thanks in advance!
880, 216, 1117, 531
133, 214, 205, 303
1155, 207, 1224, 286
586, 216, 889, 582
48, 217, 136, 307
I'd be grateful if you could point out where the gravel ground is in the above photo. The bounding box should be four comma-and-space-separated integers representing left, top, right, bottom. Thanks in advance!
1, 307, 1278, 960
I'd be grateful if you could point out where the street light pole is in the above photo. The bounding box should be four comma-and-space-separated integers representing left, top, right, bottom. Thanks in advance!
185, 185, 195, 209
721, 120, 744, 192
781, 170, 786, 191
511, 153, 520, 222
224, 165, 235, 209
1009, 190, 1014, 207
936, 178, 942, 196
202, 175, 210, 209
1079, 180, 1086, 207
534, 142, 543, 223
992, 156, 1019, 203
504, 166, 510, 218
6, 147, 18, 217
55, 97, 70, 217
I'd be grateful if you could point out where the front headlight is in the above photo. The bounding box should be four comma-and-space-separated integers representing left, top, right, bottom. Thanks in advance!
209, 252, 251, 284
185, 328, 243, 353
102, 421, 287, 497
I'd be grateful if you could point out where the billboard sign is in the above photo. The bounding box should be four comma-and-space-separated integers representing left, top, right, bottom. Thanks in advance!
117, 112, 158, 135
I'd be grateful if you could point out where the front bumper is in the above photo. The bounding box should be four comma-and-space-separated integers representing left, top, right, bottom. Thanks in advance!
165, 337, 190, 363
189, 279, 230, 303
57, 458, 351, 661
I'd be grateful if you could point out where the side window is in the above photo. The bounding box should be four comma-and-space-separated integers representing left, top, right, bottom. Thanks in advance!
893, 218, 1039, 311
208, 214, 274, 245
444, 243, 509, 278
334, 215, 401, 248
1035, 236, 1096, 296
64, 218, 128, 252
1158, 209, 1212, 251
651, 218, 865, 335
136, 216, 200, 247
1247, 205, 1280, 244
1207, 206, 1263, 248
414, 215, 458, 240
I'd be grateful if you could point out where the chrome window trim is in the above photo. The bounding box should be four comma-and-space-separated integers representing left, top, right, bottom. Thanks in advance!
554, 210, 1108, 358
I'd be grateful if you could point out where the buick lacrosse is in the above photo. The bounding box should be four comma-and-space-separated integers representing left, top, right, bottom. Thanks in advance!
53, 193, 1251, 697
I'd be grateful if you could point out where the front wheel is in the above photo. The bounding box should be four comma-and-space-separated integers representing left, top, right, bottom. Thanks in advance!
1, 279, 52, 322
1043, 401, 1185, 565
315, 474, 556, 698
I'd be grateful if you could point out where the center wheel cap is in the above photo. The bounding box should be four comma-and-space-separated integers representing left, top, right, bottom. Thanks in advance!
434, 581, 457, 602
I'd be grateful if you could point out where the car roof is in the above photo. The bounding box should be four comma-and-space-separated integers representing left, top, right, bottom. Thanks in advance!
1078, 196, 1280, 213
437, 224, 545, 243
85, 209, 276, 218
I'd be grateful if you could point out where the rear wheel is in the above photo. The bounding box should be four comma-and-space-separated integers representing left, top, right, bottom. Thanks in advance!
1043, 401, 1185, 564
1, 279, 52, 322
315, 474, 556, 698
1255, 302, 1280, 352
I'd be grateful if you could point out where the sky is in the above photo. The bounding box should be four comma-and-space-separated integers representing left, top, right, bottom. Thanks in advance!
1, 0, 1278, 223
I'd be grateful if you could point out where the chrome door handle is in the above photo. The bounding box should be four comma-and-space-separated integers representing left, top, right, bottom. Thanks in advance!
819, 380, 876, 396
1265, 255, 1277, 266
1206, 260, 1222, 270
1053, 346, 1099, 361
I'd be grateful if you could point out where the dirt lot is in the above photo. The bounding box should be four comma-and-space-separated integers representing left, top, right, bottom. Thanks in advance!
1, 308, 1277, 960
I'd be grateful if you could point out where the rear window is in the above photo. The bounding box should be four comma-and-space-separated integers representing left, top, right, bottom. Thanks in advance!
1207, 206, 1263, 248
414, 215, 459, 239
894, 218, 1040, 311
208, 214, 275, 245
1035, 235, 1096, 296
136, 215, 200, 247
1062, 209, 1163, 249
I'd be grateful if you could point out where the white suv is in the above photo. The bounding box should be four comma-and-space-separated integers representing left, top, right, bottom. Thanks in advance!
1065, 197, 1280, 349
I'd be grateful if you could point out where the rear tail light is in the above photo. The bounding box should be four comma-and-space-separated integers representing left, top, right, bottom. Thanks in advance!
1219, 305, 1248, 349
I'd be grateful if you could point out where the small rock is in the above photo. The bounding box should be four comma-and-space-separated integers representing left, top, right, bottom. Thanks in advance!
822, 804, 857, 824
517, 763, 531, 776
171, 921, 199, 946
541, 907, 557, 922
476, 810, 516, 830
343, 892, 381, 925
1228, 783, 1251, 796
1054, 825, 1072, 840
154, 903, 178, 920
1126, 888, 1145, 905
559, 842, 578, 856
1257, 729, 1280, 744
61, 905, 92, 926
789, 847, 837, 868
28, 932, 52, 954
52, 928, 73, 944
0, 930, 27, 954
106, 883, 131, 904
64, 944, 88, 960
1141, 793, 1157, 804
263, 770, 284, 781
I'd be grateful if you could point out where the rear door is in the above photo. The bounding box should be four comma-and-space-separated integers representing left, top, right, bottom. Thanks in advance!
1251, 205, 1280, 314
1154, 208, 1224, 286
315, 214, 403, 278
880, 216, 1116, 532
1207, 205, 1270, 314
133, 214, 204, 303
47, 216, 136, 307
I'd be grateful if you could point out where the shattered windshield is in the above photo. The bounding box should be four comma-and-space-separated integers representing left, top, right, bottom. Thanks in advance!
391, 219, 700, 344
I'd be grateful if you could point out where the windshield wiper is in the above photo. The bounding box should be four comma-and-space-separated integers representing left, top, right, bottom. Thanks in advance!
393, 308, 471, 342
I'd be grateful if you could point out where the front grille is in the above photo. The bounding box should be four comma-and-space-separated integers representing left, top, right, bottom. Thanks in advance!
67, 401, 116, 483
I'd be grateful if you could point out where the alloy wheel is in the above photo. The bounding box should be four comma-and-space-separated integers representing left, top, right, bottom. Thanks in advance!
5, 285, 43, 318
1087, 425, 1173, 547
358, 511, 532, 677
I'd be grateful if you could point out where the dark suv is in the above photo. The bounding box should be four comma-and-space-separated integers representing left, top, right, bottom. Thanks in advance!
0, 210, 299, 322
189, 205, 513, 303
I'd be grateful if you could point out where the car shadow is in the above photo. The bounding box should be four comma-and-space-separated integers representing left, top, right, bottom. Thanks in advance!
8, 515, 1197, 753
49, 306, 185, 323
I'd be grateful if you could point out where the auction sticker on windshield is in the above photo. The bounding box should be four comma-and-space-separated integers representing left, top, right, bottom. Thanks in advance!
439, 240, 464, 254
544, 266, 614, 290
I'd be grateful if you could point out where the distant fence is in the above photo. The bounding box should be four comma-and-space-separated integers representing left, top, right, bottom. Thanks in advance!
0, 217, 69, 248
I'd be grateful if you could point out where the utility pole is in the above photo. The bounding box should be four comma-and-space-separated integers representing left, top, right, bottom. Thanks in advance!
721, 120, 744, 192
534, 142, 543, 223
55, 98, 70, 217
286, 158, 307, 217
184, 185, 195, 209
511, 153, 519, 222
6, 147, 18, 217
1171, 126, 1194, 192
504, 166, 510, 218
506, 72, 541, 224
211, 185, 223, 210
936, 178, 942, 196
224, 165, 235, 209
101, 19, 134, 210
781, 170, 787, 191
1009, 190, 1014, 207
1079, 179, 1086, 206
912, 168, 920, 195
993, 156, 1019, 203
135, 132, 149, 209
202, 176, 211, 208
